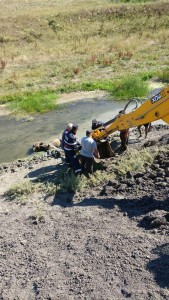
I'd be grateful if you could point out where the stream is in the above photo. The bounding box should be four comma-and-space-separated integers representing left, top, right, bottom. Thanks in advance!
0, 99, 128, 164
0, 84, 164, 164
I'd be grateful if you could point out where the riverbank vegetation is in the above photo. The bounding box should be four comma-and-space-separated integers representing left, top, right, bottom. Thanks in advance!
5, 146, 166, 200
0, 0, 169, 113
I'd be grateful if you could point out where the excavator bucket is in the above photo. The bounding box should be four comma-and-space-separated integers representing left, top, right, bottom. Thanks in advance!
97, 140, 115, 159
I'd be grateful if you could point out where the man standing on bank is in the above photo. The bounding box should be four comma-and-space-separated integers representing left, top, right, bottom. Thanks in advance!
64, 124, 82, 175
80, 130, 100, 175
61, 123, 73, 165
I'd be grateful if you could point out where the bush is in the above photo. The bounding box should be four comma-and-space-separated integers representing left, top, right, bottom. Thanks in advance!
3, 89, 58, 114
157, 68, 169, 83
112, 75, 149, 99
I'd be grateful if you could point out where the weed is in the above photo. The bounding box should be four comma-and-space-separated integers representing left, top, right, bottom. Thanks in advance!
0, 59, 7, 73
4, 179, 57, 203
34, 204, 45, 223
59, 170, 87, 193
112, 147, 159, 177
44, 182, 57, 196
4, 180, 39, 203
157, 68, 169, 83
88, 170, 112, 187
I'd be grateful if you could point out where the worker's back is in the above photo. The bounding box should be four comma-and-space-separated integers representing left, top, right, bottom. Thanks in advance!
80, 136, 97, 158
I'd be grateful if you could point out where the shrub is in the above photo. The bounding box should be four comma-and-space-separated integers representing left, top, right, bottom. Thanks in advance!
112, 147, 159, 176
157, 68, 169, 83
59, 170, 87, 192
112, 75, 149, 99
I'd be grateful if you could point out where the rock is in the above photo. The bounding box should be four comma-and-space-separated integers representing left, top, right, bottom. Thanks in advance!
126, 171, 133, 179
135, 178, 143, 184
156, 171, 165, 177
165, 177, 169, 183
150, 217, 167, 228
118, 184, 127, 191
134, 173, 144, 179
147, 172, 156, 180
101, 186, 115, 196
155, 177, 163, 182
107, 179, 119, 187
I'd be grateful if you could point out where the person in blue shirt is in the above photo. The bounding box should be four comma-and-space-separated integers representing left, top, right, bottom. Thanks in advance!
61, 123, 73, 149
64, 125, 82, 175
61, 123, 73, 164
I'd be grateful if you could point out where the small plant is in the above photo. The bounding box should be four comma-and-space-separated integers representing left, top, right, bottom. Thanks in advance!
117, 51, 133, 60
44, 182, 57, 196
88, 170, 112, 187
0, 59, 7, 73
35, 204, 45, 223
59, 170, 87, 193
73, 66, 80, 75
4, 180, 38, 203
157, 68, 169, 83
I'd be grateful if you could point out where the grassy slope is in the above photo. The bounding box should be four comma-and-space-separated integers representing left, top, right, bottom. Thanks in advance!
0, 0, 169, 99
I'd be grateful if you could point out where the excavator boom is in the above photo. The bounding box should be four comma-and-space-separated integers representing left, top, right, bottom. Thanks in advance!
92, 85, 169, 141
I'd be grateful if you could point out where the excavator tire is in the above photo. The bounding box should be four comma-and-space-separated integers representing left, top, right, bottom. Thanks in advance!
97, 140, 115, 159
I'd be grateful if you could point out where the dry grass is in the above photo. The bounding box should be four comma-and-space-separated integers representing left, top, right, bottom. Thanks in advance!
0, 0, 169, 96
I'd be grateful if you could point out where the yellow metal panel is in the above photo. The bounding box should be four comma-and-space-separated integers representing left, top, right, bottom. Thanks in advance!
92, 85, 169, 141
162, 115, 169, 124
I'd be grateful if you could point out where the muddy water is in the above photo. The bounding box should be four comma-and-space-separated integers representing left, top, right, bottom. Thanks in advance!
0, 99, 128, 164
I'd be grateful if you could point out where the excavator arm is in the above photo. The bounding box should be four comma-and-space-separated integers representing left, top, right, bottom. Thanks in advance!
92, 85, 169, 141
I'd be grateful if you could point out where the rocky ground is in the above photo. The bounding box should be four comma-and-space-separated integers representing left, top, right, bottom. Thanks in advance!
0, 125, 169, 300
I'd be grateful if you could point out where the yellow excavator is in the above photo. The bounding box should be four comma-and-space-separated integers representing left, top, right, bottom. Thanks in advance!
92, 85, 169, 158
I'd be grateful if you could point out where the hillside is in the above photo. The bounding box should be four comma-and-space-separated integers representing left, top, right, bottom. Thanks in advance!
0, 0, 169, 98
0, 1, 169, 298
0, 125, 169, 299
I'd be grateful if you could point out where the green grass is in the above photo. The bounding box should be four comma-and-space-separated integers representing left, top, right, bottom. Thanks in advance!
1, 90, 58, 114
111, 75, 149, 99
0, 74, 151, 114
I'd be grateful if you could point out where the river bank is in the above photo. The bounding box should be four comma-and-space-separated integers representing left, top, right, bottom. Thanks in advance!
0, 91, 107, 118
0, 124, 169, 299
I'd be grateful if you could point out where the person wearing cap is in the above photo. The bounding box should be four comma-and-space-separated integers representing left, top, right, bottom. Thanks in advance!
92, 119, 104, 130
61, 123, 73, 165
64, 125, 82, 174
80, 130, 100, 175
